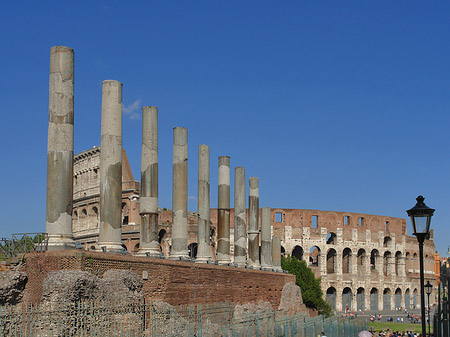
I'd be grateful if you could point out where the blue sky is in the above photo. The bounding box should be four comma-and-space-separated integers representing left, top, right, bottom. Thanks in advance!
1, 1, 449, 256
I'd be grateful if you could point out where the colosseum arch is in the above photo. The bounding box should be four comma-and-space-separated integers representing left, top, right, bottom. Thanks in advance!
383, 236, 392, 248
370, 249, 379, 272
188, 242, 198, 258
342, 287, 352, 311
281, 246, 286, 256
357, 248, 366, 274
405, 252, 411, 271
326, 248, 337, 274
326, 232, 336, 244
122, 202, 129, 225
395, 288, 402, 310
292, 245, 303, 261
370, 288, 379, 310
309, 246, 320, 267
326, 287, 337, 311
133, 242, 140, 253
342, 248, 352, 274
357, 287, 365, 311
383, 288, 392, 310
395, 251, 402, 275
405, 288, 411, 309
383, 251, 392, 276
413, 288, 418, 308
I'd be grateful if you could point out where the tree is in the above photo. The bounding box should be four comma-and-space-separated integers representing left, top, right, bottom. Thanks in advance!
281, 255, 332, 316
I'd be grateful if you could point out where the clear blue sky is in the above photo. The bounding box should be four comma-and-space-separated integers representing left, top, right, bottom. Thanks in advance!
1, 1, 449, 256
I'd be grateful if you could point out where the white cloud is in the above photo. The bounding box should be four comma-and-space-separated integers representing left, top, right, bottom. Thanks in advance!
123, 99, 141, 120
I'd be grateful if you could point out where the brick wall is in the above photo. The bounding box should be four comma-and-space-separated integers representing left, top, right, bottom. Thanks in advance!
22, 250, 294, 308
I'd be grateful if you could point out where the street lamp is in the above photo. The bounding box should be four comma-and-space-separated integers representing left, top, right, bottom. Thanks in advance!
425, 280, 433, 337
407, 195, 435, 337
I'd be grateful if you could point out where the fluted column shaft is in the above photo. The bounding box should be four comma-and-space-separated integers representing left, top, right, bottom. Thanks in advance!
234, 167, 246, 267
261, 207, 272, 269
196, 145, 211, 263
137, 106, 160, 256
46, 46, 75, 250
169, 127, 189, 260
248, 177, 260, 267
98, 80, 123, 252
272, 237, 282, 271
217, 156, 231, 264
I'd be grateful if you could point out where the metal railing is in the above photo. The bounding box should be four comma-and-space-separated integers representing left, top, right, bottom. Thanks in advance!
0, 300, 367, 336
0, 233, 48, 264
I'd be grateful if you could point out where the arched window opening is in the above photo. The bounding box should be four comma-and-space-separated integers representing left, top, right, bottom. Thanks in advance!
357, 249, 366, 274
370, 249, 379, 271
395, 288, 402, 310
383, 236, 391, 248
281, 246, 286, 256
342, 248, 352, 274
158, 229, 167, 244
357, 288, 365, 311
133, 243, 140, 253
292, 246, 303, 261
326, 232, 336, 244
326, 287, 336, 311
370, 288, 379, 310
342, 287, 352, 311
383, 251, 392, 276
383, 288, 391, 310
188, 242, 198, 258
309, 246, 320, 267
327, 249, 337, 274
395, 251, 402, 275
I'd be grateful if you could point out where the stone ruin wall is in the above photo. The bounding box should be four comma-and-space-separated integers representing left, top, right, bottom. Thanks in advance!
72, 146, 436, 312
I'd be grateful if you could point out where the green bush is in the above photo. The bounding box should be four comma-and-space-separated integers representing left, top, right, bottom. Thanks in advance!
281, 255, 332, 317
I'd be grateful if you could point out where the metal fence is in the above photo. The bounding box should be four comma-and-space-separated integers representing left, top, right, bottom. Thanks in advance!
0, 300, 366, 337
0, 233, 48, 264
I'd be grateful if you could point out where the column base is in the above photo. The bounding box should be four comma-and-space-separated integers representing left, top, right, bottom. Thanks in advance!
261, 264, 273, 271
46, 234, 75, 251
135, 241, 161, 257
168, 250, 189, 260
216, 254, 231, 265
96, 242, 125, 253
195, 256, 211, 264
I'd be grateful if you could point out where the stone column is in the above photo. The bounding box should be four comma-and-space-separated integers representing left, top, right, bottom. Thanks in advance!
234, 167, 247, 267
272, 237, 282, 271
260, 207, 272, 269
169, 127, 189, 260
196, 145, 211, 263
217, 156, 231, 264
137, 106, 160, 256
46, 46, 75, 250
248, 177, 260, 267
98, 80, 123, 253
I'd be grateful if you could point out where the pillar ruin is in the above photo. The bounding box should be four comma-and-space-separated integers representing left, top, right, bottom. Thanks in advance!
46, 46, 75, 250
98, 80, 123, 253
196, 145, 211, 263
272, 237, 282, 271
234, 167, 246, 267
217, 156, 231, 264
137, 106, 160, 256
169, 127, 189, 260
260, 207, 272, 269
248, 177, 260, 267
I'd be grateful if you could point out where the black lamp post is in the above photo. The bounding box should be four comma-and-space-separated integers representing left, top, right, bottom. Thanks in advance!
407, 195, 435, 337
425, 280, 433, 337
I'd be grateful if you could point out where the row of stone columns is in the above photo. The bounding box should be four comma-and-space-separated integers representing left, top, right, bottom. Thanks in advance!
45, 46, 283, 270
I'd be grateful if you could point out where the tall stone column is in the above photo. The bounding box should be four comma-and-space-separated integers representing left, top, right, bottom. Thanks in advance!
234, 167, 247, 267
169, 127, 189, 260
196, 145, 211, 263
98, 80, 123, 253
137, 106, 160, 256
217, 156, 231, 264
248, 177, 260, 267
260, 207, 272, 269
46, 46, 75, 250
272, 237, 282, 271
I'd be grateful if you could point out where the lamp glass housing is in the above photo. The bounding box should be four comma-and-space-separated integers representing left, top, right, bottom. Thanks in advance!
425, 281, 433, 296
406, 196, 435, 236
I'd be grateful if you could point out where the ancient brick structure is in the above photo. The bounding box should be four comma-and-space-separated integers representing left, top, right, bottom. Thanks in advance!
72, 146, 436, 312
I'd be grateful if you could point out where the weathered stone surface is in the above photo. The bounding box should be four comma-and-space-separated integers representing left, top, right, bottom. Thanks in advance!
0, 271, 28, 305
278, 282, 308, 314
145, 300, 188, 337
98, 269, 142, 302
41, 270, 99, 305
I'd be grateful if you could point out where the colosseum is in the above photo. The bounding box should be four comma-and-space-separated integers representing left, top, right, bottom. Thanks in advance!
72, 146, 437, 313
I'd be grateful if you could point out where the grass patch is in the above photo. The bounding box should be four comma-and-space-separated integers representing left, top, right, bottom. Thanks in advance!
368, 322, 432, 334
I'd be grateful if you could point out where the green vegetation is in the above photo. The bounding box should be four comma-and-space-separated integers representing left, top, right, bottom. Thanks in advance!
368, 322, 432, 334
281, 255, 332, 317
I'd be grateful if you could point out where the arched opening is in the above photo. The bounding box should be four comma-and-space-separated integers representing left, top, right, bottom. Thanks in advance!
370, 288, 379, 310
395, 288, 402, 310
309, 246, 320, 267
158, 229, 167, 244
326, 287, 336, 311
122, 202, 129, 225
370, 249, 379, 272
383, 251, 392, 276
292, 245, 303, 261
121, 243, 128, 252
281, 246, 286, 256
383, 236, 391, 248
383, 288, 391, 310
326, 248, 337, 274
405, 252, 411, 272
188, 242, 198, 258
326, 232, 336, 244
413, 289, 418, 308
357, 249, 366, 274
342, 287, 352, 312
395, 251, 402, 275
133, 243, 140, 253
405, 288, 411, 309
357, 288, 365, 311
342, 248, 352, 274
